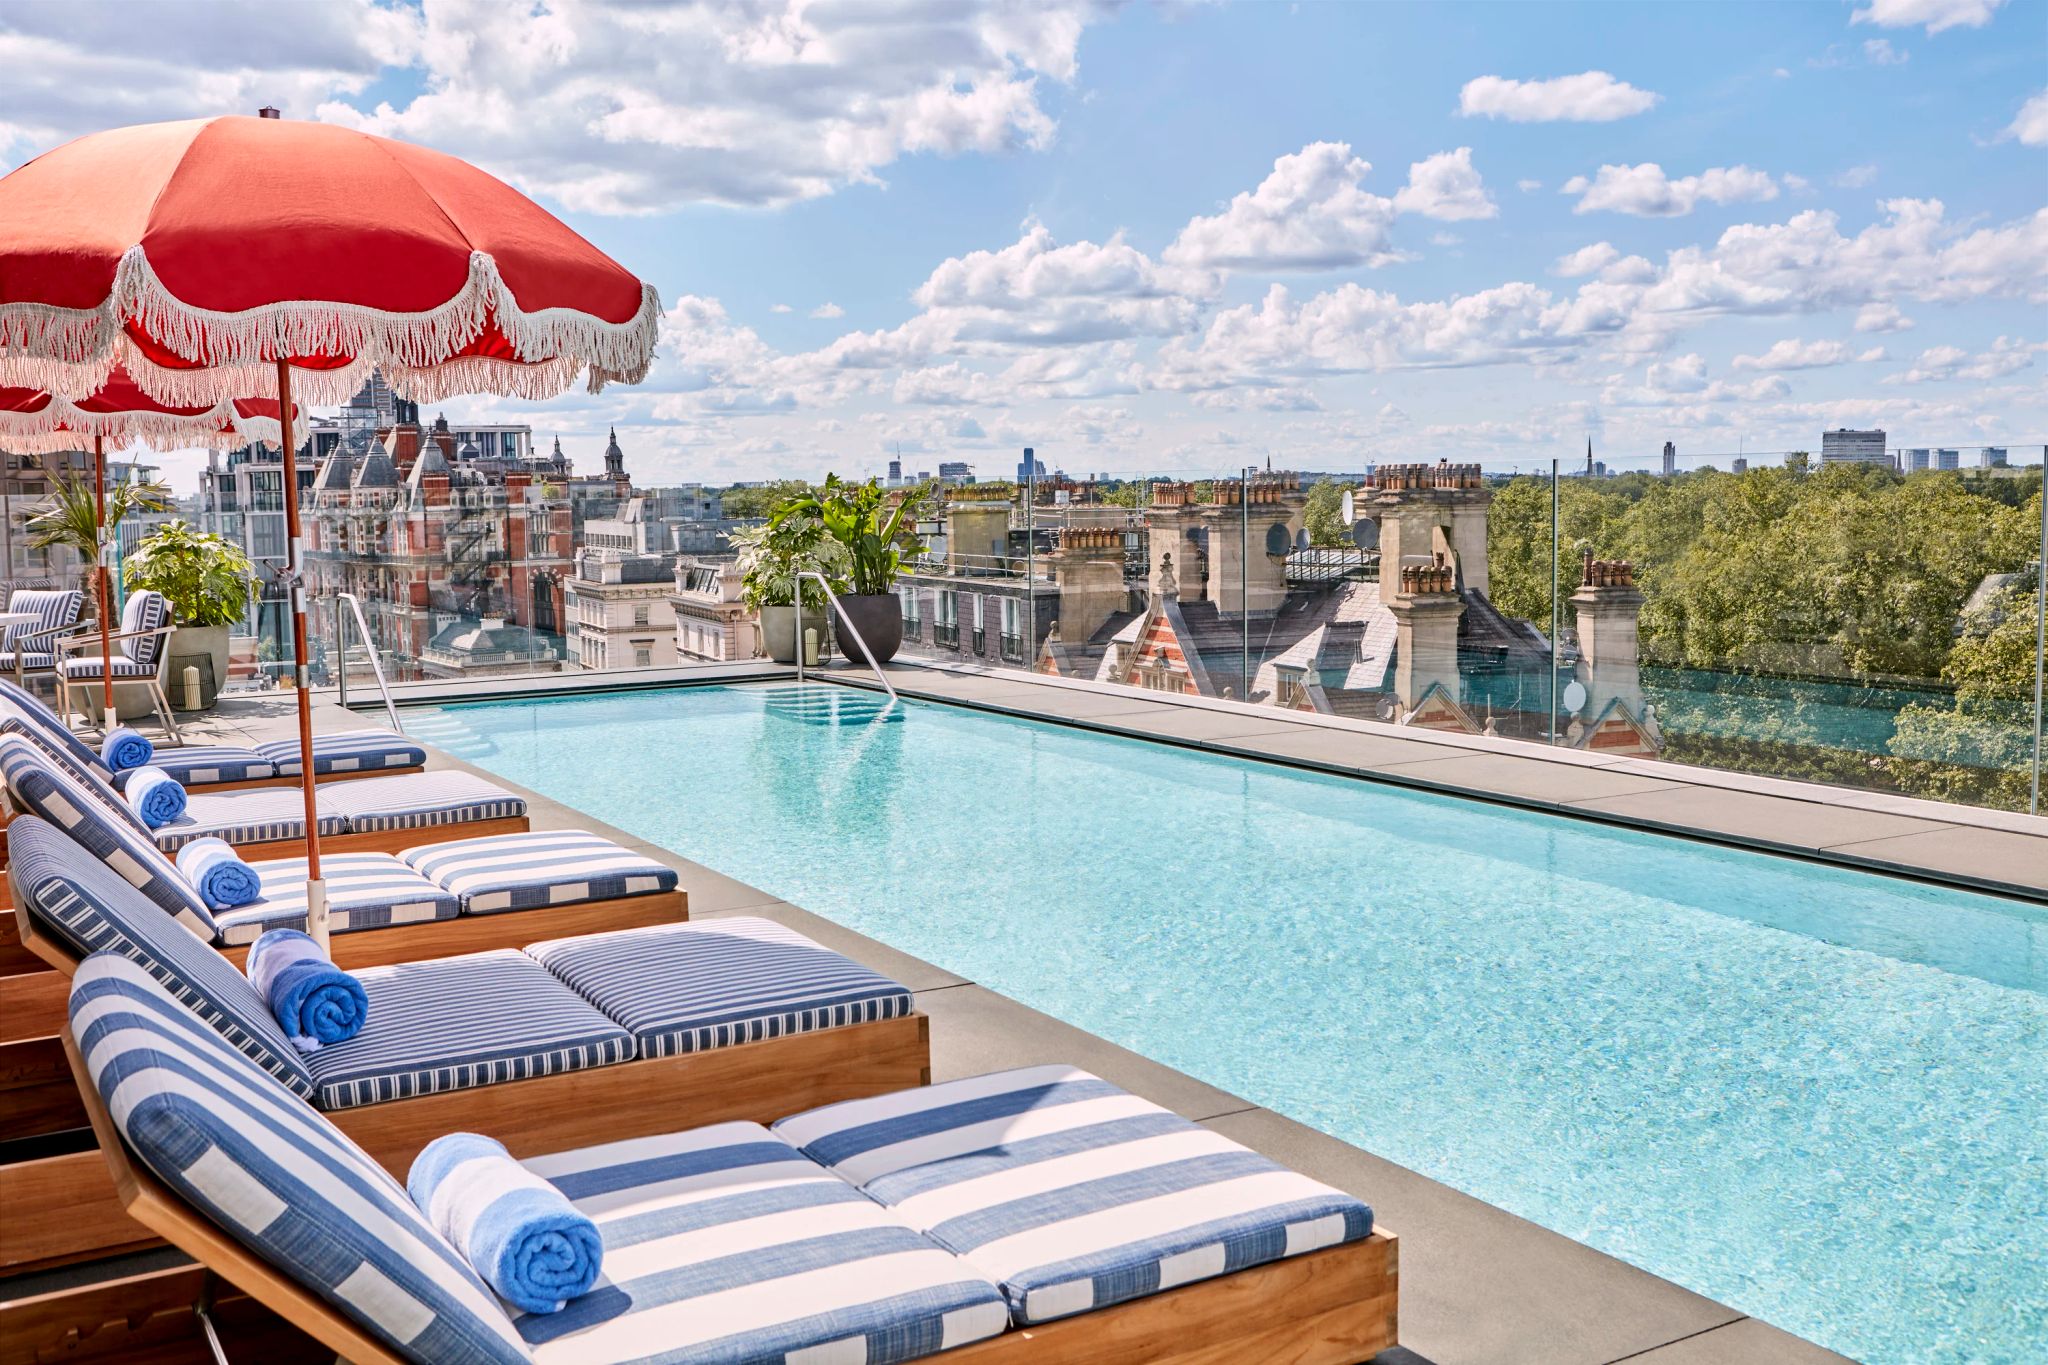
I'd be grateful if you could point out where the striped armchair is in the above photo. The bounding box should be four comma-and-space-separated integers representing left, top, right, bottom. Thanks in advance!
57, 588, 181, 741
0, 587, 85, 691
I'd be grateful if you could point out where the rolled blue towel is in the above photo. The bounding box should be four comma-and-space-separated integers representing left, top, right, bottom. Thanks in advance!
122, 766, 187, 828
245, 929, 368, 1052
100, 726, 154, 772
174, 837, 262, 910
408, 1133, 603, 1314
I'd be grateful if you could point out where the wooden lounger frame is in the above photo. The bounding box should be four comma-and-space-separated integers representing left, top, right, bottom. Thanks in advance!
3, 1007, 930, 1274
26, 1024, 1397, 1365
0, 883, 687, 1048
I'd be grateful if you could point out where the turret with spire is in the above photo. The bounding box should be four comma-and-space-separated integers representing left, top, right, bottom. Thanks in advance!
603, 426, 626, 483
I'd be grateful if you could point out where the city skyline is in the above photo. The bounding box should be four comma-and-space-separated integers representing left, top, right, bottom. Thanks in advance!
3, 0, 2043, 495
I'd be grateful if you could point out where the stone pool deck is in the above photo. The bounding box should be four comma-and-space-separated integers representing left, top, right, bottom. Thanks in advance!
14, 684, 1886, 1365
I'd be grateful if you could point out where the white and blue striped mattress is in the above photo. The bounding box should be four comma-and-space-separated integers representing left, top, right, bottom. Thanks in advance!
257, 729, 428, 778
526, 918, 914, 1058
147, 744, 278, 785
515, 1123, 1009, 1364
776, 1065, 1376, 1325
401, 830, 676, 914
316, 771, 527, 834
212, 854, 461, 946
150, 787, 351, 852
303, 950, 636, 1111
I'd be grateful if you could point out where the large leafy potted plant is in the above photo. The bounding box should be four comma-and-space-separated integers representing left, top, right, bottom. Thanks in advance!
25, 463, 171, 592
122, 519, 255, 709
771, 475, 930, 666
732, 510, 847, 663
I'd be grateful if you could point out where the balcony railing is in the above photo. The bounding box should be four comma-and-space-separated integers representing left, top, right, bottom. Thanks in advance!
999, 631, 1024, 662
934, 622, 959, 649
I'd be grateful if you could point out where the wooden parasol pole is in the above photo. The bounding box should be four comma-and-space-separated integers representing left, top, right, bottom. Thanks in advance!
93, 434, 116, 731
273, 358, 327, 948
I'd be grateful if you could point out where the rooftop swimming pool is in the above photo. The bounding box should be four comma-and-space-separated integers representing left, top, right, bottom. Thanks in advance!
420, 682, 2047, 1365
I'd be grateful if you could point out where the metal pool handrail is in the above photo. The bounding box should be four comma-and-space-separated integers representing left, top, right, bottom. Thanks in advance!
791, 571, 900, 708
333, 592, 406, 734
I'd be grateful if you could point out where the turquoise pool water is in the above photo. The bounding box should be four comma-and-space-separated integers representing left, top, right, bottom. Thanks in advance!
422, 683, 2048, 1365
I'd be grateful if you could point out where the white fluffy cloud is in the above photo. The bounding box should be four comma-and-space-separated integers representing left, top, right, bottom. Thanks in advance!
1392, 147, 1499, 221
1164, 142, 1402, 271
1889, 337, 2042, 383
1862, 38, 1910, 65
1164, 142, 1497, 272
1730, 339, 1886, 370
1562, 163, 1780, 217
0, 0, 1104, 211
1552, 242, 1620, 277
1457, 71, 1659, 122
1852, 0, 2007, 33
2005, 89, 2048, 146
810, 303, 845, 320
1855, 302, 1915, 332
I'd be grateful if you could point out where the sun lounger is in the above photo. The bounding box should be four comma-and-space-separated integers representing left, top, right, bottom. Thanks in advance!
2, 678, 427, 790
37, 953, 1397, 1365
0, 729, 527, 873
1, 808, 688, 1043
0, 831, 929, 1271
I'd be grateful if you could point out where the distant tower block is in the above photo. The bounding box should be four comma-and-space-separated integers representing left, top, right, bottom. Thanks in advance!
1362, 461, 1490, 602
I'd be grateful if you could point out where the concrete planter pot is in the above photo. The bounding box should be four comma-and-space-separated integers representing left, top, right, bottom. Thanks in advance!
832, 591, 903, 667
165, 623, 230, 711
759, 605, 833, 665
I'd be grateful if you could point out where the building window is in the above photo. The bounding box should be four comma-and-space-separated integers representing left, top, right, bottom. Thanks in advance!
633, 645, 652, 667
633, 604, 650, 626
934, 590, 959, 649
970, 594, 986, 656
901, 589, 922, 641
999, 596, 1023, 662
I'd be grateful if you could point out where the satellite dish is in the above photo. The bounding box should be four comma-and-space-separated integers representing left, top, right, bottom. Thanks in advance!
1351, 519, 1379, 550
1264, 522, 1291, 557
1341, 489, 1355, 523
1295, 527, 1311, 551
1562, 680, 1588, 715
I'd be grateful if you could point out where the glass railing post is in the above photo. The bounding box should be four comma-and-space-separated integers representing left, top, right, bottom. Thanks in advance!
1548, 457, 1560, 744
2032, 448, 2046, 814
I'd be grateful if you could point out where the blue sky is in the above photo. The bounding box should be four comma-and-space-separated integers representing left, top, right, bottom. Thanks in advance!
3, 0, 2042, 490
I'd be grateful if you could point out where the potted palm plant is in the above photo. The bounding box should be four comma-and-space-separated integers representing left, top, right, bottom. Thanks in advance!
732, 511, 847, 664
770, 475, 930, 666
122, 519, 255, 709
25, 463, 171, 593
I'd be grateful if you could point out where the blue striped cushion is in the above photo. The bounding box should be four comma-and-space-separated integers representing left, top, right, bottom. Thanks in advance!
209, 855, 461, 946
150, 787, 349, 853
10, 816, 313, 1097
403, 831, 677, 914
143, 745, 279, 786
0, 650, 56, 670
318, 771, 526, 835
256, 729, 428, 777
776, 1066, 1376, 1326
526, 918, 913, 1059
0, 734, 218, 935
60, 655, 157, 680
514, 1123, 1007, 1363
2, 589, 82, 649
302, 950, 634, 1110
0, 678, 102, 770
120, 590, 171, 669
69, 953, 530, 1363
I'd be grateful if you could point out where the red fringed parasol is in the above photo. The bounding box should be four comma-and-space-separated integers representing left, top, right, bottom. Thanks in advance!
0, 112, 661, 948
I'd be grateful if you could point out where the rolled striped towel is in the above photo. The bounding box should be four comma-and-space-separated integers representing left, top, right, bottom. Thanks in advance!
408, 1133, 603, 1314
174, 837, 262, 910
100, 726, 154, 772
122, 766, 187, 828
245, 929, 367, 1052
